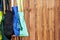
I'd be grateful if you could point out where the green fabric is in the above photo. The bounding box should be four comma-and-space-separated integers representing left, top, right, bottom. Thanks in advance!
18, 12, 28, 36
2, 34, 9, 40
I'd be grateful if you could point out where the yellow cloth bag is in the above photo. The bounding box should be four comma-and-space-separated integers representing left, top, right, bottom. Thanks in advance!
0, 11, 3, 40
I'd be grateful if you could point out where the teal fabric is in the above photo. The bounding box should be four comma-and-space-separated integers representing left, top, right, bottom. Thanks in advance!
2, 22, 9, 40
18, 12, 28, 36
1, 14, 9, 40
2, 34, 9, 40
0, 16, 9, 40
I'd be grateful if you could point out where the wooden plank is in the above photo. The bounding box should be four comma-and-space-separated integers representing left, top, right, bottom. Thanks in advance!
46, 0, 50, 40
35, 0, 43, 40
21, 0, 30, 40
47, 0, 55, 40
48, 8, 54, 40
2, 0, 6, 14
42, 0, 48, 40
54, 0, 60, 40
29, 0, 35, 40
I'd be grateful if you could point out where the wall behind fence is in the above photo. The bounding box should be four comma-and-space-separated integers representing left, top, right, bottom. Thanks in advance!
12, 0, 60, 40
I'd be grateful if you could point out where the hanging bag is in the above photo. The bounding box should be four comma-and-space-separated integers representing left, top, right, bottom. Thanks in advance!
16, 0, 28, 36
3, 0, 14, 39
12, 6, 20, 36
11, 0, 21, 36
2, 0, 9, 40
0, 0, 3, 40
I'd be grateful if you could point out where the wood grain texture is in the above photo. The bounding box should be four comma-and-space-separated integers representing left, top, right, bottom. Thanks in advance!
48, 0, 55, 40
54, 0, 60, 40
42, 0, 47, 40
29, 0, 36, 40
11, 0, 60, 40
35, 0, 43, 40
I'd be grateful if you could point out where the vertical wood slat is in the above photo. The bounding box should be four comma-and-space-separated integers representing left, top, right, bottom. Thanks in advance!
29, 0, 35, 40
35, 0, 43, 40
46, 0, 50, 40
48, 0, 55, 40
42, 0, 47, 40
22, 0, 30, 40
55, 0, 60, 40
3, 0, 6, 14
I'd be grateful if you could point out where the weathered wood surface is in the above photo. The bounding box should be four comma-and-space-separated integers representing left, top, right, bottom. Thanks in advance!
11, 0, 60, 40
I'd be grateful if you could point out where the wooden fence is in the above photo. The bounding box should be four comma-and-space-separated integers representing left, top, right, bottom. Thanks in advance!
11, 0, 60, 40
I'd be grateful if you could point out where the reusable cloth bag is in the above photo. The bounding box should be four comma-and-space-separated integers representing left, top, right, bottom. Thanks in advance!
0, 11, 3, 40
2, 0, 10, 40
12, 6, 20, 36
19, 12, 28, 36
11, 0, 23, 36
0, 0, 3, 40
3, 10, 14, 39
2, 21, 9, 40
3, 0, 14, 39
16, 0, 29, 36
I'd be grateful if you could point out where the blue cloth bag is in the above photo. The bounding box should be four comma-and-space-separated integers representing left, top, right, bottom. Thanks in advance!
12, 6, 20, 36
